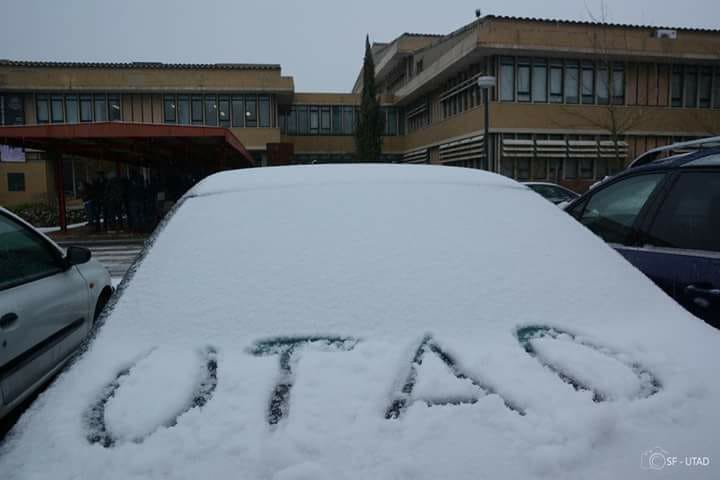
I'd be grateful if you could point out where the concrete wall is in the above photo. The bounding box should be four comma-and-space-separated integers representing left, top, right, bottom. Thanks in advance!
0, 159, 52, 206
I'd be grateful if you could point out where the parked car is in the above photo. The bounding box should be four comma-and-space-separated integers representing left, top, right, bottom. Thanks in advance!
523, 181, 580, 205
0, 207, 112, 421
565, 148, 720, 329
1, 165, 719, 480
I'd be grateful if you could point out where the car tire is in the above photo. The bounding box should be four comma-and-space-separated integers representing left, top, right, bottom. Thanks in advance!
93, 289, 112, 323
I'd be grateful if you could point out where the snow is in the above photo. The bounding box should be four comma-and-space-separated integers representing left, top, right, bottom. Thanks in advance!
2, 164, 719, 480
37, 221, 88, 233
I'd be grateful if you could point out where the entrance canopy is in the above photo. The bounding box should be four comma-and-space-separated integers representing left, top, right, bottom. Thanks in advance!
0, 122, 254, 169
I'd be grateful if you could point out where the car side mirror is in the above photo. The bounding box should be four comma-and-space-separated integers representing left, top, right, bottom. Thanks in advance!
64, 246, 92, 268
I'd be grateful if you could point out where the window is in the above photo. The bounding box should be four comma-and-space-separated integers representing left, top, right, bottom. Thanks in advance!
699, 67, 712, 108
645, 172, 720, 252
580, 158, 594, 179
532, 158, 547, 179
0, 212, 63, 291
7, 172, 25, 192
245, 96, 257, 128
581, 62, 594, 104
500, 157, 514, 178
517, 158, 531, 180
565, 158, 579, 179
204, 95, 218, 126
94, 95, 107, 121
177, 96, 190, 124
191, 96, 204, 124
685, 66, 698, 108
671, 65, 683, 107
332, 105, 342, 134
532, 59, 547, 103
296, 105, 308, 134
259, 96, 271, 128
2, 94, 24, 125
714, 67, 720, 108
387, 108, 398, 136
611, 63, 625, 104
164, 95, 177, 123
65, 95, 79, 123
231, 96, 244, 127
517, 59, 531, 102
564, 62, 579, 104
549, 62, 563, 103
108, 95, 121, 121
579, 173, 665, 245
320, 106, 330, 134
80, 95, 93, 122
51, 95, 64, 123
596, 64, 609, 105
309, 106, 319, 134
218, 96, 230, 127
342, 106, 354, 134
500, 57, 515, 101
36, 94, 49, 123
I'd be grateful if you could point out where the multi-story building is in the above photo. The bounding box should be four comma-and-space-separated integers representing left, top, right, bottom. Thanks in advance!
1, 14, 719, 210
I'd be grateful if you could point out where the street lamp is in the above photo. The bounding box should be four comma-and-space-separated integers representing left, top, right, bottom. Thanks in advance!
477, 75, 496, 172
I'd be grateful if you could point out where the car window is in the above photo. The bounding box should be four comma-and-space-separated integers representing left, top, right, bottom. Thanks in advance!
579, 173, 665, 245
645, 172, 720, 253
0, 213, 63, 290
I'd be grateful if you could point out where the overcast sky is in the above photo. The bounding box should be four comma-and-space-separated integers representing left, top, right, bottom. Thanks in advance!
2, 0, 718, 92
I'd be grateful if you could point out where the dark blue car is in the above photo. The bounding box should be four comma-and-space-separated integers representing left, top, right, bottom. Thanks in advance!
565, 148, 720, 329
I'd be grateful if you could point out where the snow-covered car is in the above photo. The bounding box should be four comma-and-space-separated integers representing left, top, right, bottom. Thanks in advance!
0, 207, 112, 421
1, 165, 718, 480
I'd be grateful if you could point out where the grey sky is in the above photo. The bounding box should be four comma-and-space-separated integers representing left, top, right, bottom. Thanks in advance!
2, 0, 719, 92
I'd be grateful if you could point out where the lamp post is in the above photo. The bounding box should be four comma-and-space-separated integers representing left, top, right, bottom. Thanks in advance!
477, 75, 496, 172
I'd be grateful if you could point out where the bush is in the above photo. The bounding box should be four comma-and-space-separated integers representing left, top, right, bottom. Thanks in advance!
7, 203, 87, 227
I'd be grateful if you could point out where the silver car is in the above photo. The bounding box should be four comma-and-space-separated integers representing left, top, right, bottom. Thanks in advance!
0, 207, 112, 420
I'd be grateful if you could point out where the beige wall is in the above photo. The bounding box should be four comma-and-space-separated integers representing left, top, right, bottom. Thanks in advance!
0, 160, 52, 206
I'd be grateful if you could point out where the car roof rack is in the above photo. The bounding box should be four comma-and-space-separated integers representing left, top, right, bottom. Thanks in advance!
627, 136, 720, 169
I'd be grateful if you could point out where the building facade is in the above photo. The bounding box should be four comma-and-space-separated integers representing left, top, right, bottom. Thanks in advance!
1, 15, 720, 206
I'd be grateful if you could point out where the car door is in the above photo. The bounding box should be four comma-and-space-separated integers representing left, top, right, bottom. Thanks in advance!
0, 212, 89, 407
566, 172, 675, 294
631, 170, 720, 328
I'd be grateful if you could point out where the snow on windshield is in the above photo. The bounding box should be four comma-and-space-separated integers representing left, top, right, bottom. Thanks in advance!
1, 165, 719, 480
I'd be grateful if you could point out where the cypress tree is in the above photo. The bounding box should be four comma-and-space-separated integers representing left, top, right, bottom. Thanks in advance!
355, 35, 384, 162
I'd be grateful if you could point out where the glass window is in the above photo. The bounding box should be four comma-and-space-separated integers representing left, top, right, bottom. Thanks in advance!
714, 68, 720, 108
163, 95, 176, 123
7, 172, 25, 192
320, 106, 330, 134
331, 105, 342, 134
564, 62, 579, 104
387, 108, 398, 136
532, 60, 547, 103
80, 95, 93, 122
36, 94, 49, 123
296, 105, 308, 134
550, 63, 563, 103
259, 96, 271, 128
94, 95, 107, 121
646, 172, 720, 252
548, 158, 563, 181
596, 65, 609, 105
517, 158, 531, 180
581, 62, 594, 104
579, 173, 665, 245
65, 95, 79, 123
108, 95, 121, 121
0, 212, 63, 290
500, 157, 514, 178
580, 158, 594, 179
532, 158, 547, 179
342, 106, 353, 134
218, 96, 230, 127
685, 66, 698, 108
245, 96, 257, 128
309, 106, 319, 134
517, 59, 531, 102
565, 158, 579, 179
500, 58, 515, 101
671, 65, 684, 107
191, 96, 203, 124
231, 97, 244, 127
612, 64, 624, 104
177, 95, 190, 124
50, 95, 64, 123
204, 95, 218, 126
699, 67, 712, 108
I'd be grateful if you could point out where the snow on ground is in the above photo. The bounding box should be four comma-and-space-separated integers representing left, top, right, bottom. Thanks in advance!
1, 164, 719, 480
37, 221, 88, 233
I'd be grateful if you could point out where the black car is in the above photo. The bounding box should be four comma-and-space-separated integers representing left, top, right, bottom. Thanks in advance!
565, 147, 720, 329
522, 182, 580, 205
